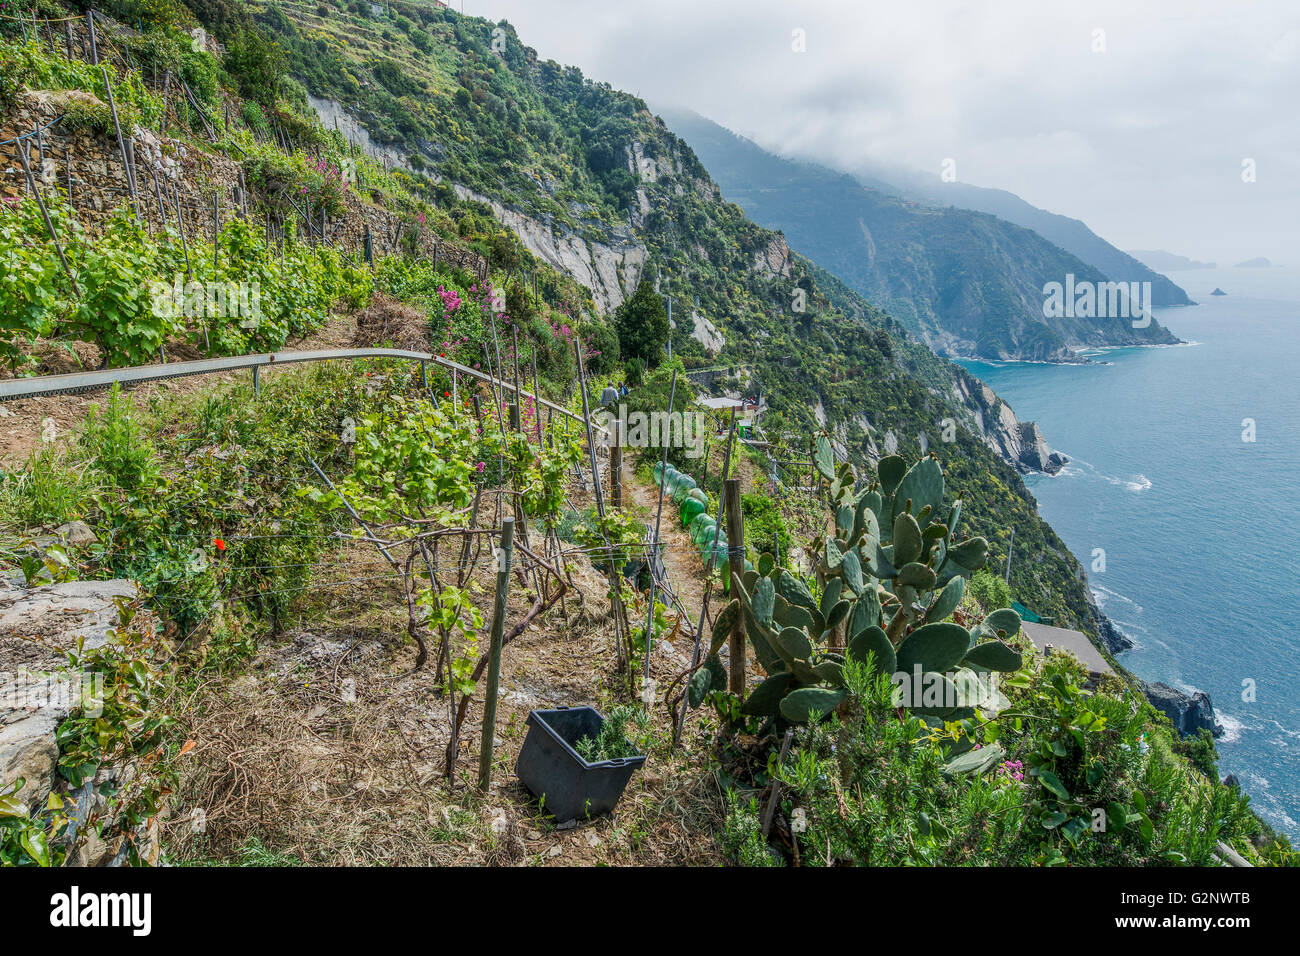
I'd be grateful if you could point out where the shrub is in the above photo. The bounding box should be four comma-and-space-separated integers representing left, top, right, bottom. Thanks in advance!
740, 492, 791, 561
624, 359, 697, 469
969, 568, 1011, 612
78, 385, 160, 492
751, 659, 1025, 865
0, 445, 99, 529
241, 100, 271, 136
0, 196, 65, 368
224, 26, 286, 109
1174, 727, 1220, 779
614, 279, 669, 368
581, 319, 620, 377
60, 95, 113, 134
720, 791, 782, 866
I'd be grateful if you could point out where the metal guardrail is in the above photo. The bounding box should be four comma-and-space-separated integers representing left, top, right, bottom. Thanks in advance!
0, 347, 606, 433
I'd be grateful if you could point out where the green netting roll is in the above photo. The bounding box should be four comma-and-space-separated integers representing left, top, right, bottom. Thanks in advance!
653, 461, 665, 484
680, 497, 706, 526
690, 517, 716, 545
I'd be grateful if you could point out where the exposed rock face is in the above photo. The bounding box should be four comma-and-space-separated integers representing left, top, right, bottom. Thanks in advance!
0, 578, 138, 667
4, 91, 489, 279
1015, 421, 1069, 474
1140, 680, 1223, 738
453, 186, 647, 314
689, 310, 725, 355
0, 576, 160, 864
754, 235, 793, 278
308, 94, 413, 171
0, 577, 138, 810
1087, 588, 1135, 654
949, 371, 1068, 475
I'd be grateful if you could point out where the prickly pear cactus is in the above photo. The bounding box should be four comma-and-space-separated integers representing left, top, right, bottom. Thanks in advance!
727, 447, 1025, 725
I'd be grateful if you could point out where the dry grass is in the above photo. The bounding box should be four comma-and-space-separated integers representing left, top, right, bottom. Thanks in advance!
165, 478, 730, 867
353, 293, 433, 354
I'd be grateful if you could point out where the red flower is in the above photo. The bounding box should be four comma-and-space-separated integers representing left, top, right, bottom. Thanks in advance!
214, 538, 227, 552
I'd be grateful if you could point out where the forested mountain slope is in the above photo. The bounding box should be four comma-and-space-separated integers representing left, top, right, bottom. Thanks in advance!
658, 107, 1183, 361
856, 161, 1195, 309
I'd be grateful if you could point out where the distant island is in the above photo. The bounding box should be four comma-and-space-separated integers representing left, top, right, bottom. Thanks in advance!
1127, 249, 1216, 271
1235, 257, 1273, 268
1211, 288, 1227, 296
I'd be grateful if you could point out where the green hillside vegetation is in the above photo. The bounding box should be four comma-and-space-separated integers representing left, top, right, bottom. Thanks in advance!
225, 0, 1100, 628
658, 108, 1183, 361
0, 0, 1100, 633
857, 160, 1195, 308
3, 0, 1286, 868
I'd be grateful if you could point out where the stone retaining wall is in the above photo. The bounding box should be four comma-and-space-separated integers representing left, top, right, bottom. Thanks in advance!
1, 92, 488, 278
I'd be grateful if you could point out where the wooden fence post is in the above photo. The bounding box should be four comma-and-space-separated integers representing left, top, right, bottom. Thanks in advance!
724, 477, 746, 693
478, 517, 515, 791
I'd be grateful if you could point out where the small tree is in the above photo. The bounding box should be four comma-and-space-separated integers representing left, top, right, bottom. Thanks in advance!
225, 27, 287, 109
614, 279, 669, 368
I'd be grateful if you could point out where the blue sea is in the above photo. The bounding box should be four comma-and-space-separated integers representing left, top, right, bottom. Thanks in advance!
960, 265, 1300, 839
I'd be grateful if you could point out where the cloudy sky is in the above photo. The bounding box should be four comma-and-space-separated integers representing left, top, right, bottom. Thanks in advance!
463, 0, 1299, 266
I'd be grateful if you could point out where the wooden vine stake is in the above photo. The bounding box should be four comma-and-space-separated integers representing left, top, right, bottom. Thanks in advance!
761, 729, 794, 838
674, 407, 737, 748
477, 517, 515, 791
611, 423, 623, 508
575, 338, 633, 682
99, 66, 139, 221
16, 147, 79, 296
644, 369, 678, 677
723, 478, 747, 693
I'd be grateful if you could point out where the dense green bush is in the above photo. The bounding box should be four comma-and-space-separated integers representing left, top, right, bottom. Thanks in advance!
969, 568, 1012, 613
78, 385, 160, 492
723, 651, 1262, 866
0, 38, 164, 128
0, 195, 372, 367
623, 359, 697, 469
766, 657, 1025, 865
614, 279, 669, 368
740, 492, 790, 561
223, 25, 286, 109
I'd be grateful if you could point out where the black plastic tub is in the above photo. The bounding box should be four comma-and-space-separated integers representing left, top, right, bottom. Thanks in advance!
514, 707, 646, 823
